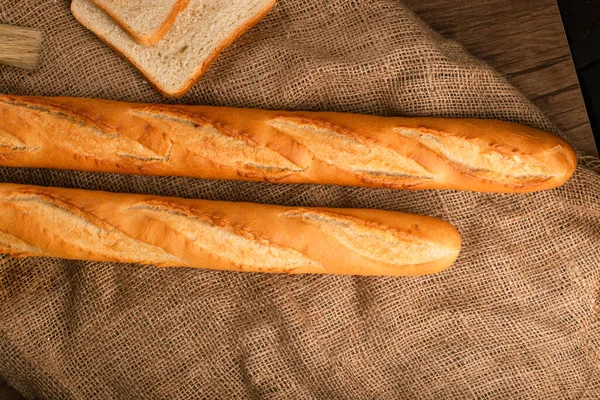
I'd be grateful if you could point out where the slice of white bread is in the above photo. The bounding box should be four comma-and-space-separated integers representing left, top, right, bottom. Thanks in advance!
71, 0, 276, 98
91, 0, 190, 46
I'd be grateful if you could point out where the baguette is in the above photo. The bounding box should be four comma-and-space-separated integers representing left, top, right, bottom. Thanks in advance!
0, 95, 577, 193
0, 183, 461, 276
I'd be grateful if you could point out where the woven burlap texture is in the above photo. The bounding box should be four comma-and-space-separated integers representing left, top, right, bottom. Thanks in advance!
1, 1, 599, 399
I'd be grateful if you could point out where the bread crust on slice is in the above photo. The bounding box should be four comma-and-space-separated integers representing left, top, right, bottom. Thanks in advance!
71, 0, 277, 98
91, 0, 191, 46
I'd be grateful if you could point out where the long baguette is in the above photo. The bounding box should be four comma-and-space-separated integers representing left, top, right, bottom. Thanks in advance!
0, 183, 461, 276
0, 95, 577, 193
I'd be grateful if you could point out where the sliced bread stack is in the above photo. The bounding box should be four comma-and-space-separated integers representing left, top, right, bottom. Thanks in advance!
72, 0, 276, 97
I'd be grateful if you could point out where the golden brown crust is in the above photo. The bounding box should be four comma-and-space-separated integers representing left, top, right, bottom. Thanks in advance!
91, 0, 191, 46
0, 183, 461, 276
0, 95, 577, 193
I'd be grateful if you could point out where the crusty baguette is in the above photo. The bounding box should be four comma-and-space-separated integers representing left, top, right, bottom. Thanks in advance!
0, 95, 577, 193
0, 183, 461, 276
91, 0, 190, 46
71, 0, 276, 97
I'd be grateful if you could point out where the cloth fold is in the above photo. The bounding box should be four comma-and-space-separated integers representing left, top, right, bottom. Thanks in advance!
0, 0, 599, 398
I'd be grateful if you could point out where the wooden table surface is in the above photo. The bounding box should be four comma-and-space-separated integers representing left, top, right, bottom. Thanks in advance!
404, 0, 599, 157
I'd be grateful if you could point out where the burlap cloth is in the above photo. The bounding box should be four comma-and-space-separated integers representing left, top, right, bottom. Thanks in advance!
1, 1, 599, 399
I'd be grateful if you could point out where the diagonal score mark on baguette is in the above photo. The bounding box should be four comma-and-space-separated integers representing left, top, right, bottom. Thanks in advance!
284, 210, 456, 266
0, 98, 172, 161
268, 117, 433, 183
0, 189, 181, 265
395, 127, 553, 185
131, 200, 322, 272
0, 231, 45, 256
132, 108, 306, 177
0, 128, 35, 152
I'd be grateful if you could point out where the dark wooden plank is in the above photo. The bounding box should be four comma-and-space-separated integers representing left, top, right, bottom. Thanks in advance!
578, 61, 600, 152
557, 0, 600, 69
559, 0, 600, 151
404, 0, 598, 156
